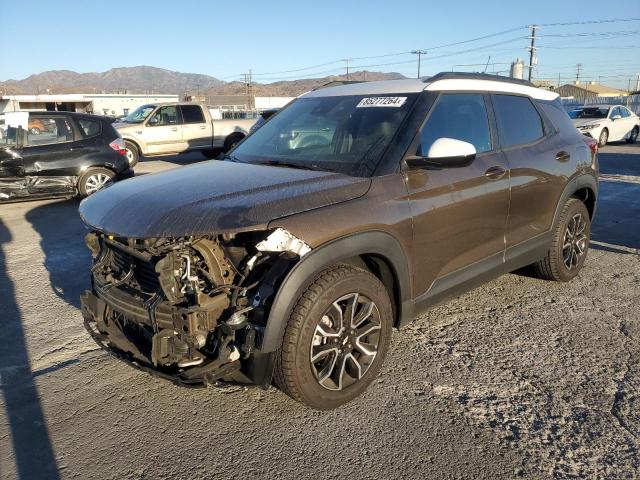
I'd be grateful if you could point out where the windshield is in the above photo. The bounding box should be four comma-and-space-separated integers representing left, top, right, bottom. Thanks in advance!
572, 107, 610, 119
230, 94, 418, 176
123, 104, 156, 123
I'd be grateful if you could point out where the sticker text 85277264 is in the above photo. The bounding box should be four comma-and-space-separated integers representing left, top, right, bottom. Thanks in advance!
356, 97, 407, 108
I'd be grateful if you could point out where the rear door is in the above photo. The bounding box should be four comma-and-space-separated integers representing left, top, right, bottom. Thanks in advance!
405, 92, 511, 297
180, 105, 212, 149
143, 105, 184, 154
492, 94, 570, 250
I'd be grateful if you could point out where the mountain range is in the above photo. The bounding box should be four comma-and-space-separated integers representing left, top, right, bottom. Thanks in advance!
0, 66, 407, 97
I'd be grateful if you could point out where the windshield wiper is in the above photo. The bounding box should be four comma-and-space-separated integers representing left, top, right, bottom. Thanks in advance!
254, 160, 320, 171
222, 153, 240, 162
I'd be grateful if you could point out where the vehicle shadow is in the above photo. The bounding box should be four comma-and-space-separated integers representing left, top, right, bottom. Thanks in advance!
25, 198, 89, 309
0, 219, 60, 479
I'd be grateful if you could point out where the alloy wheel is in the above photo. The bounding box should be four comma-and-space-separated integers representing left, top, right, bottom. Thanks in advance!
125, 148, 135, 163
562, 213, 588, 270
310, 292, 381, 391
84, 173, 112, 195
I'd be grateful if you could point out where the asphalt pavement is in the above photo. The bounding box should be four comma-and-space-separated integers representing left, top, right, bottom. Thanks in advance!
0, 144, 638, 479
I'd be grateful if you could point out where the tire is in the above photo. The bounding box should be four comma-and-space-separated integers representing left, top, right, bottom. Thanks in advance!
626, 126, 639, 144
223, 134, 244, 152
78, 167, 115, 197
124, 140, 139, 168
532, 199, 590, 282
598, 128, 608, 147
202, 149, 221, 159
273, 264, 393, 410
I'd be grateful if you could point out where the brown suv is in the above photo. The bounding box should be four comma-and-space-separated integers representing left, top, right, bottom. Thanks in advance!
79, 73, 598, 409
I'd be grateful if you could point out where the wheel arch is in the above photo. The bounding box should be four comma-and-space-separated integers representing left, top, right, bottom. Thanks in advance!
552, 173, 598, 226
258, 230, 413, 353
122, 136, 143, 155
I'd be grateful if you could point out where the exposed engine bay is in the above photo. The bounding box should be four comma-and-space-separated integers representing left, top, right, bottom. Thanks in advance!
80, 228, 310, 386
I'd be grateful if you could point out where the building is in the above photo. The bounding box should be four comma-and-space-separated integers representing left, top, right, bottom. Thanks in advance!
555, 82, 629, 101
184, 94, 294, 111
0, 93, 179, 117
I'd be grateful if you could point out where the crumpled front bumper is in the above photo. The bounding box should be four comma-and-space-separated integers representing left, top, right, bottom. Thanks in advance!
80, 289, 241, 387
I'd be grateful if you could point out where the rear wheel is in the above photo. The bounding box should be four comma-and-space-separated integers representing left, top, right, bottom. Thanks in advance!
532, 199, 590, 282
78, 167, 115, 196
124, 140, 139, 168
626, 126, 639, 144
598, 128, 608, 147
274, 265, 393, 410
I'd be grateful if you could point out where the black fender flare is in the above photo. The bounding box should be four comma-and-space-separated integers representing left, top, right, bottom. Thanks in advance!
257, 230, 413, 353
551, 172, 598, 227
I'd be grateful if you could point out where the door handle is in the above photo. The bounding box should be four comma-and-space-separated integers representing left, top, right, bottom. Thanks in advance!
171, 127, 178, 131
555, 151, 570, 162
484, 166, 507, 179
199, 125, 206, 129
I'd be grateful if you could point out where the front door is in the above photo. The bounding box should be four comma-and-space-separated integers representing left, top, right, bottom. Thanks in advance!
144, 105, 184, 154
180, 105, 212, 149
405, 93, 510, 299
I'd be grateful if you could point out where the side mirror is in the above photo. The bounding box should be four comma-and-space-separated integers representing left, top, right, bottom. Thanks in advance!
405, 138, 477, 169
611, 114, 622, 121
147, 116, 159, 126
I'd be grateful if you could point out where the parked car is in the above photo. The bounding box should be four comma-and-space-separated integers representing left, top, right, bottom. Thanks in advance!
80, 73, 598, 409
0, 111, 132, 202
248, 108, 279, 135
114, 102, 257, 166
570, 104, 639, 146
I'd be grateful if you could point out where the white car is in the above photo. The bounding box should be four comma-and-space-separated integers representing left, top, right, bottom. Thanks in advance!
570, 104, 639, 146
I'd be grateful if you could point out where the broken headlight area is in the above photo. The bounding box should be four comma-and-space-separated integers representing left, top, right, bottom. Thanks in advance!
80, 229, 310, 385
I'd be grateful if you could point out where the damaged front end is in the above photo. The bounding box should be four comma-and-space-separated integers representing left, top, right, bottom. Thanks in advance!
80, 228, 309, 387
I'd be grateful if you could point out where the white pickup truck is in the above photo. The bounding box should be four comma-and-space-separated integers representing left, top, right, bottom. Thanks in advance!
113, 102, 256, 166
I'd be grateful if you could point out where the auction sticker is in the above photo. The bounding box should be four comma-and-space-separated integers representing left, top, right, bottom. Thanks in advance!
356, 97, 407, 108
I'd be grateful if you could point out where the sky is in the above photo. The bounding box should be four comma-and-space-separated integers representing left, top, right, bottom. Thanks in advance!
2, 0, 639, 88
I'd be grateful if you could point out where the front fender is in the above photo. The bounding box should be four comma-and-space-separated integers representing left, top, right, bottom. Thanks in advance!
258, 230, 413, 353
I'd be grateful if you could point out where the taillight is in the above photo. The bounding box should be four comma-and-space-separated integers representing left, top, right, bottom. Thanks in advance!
109, 137, 127, 155
586, 138, 598, 155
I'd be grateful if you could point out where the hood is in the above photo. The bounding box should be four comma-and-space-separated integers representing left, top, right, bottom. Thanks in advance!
112, 122, 138, 131
79, 160, 371, 238
572, 118, 605, 128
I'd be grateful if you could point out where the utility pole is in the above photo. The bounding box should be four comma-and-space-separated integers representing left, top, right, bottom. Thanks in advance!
527, 25, 538, 82
342, 59, 353, 80
411, 50, 427, 78
635, 73, 640, 92
243, 71, 254, 110
575, 63, 582, 83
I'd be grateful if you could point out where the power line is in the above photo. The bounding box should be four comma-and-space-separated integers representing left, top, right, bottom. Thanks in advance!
537, 17, 640, 27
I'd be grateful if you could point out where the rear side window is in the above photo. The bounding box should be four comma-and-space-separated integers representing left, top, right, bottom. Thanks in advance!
26, 116, 74, 146
620, 108, 631, 118
492, 95, 544, 147
181, 105, 205, 124
420, 93, 492, 154
78, 118, 101, 137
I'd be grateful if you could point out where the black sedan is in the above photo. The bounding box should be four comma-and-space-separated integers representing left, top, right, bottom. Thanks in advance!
0, 111, 133, 202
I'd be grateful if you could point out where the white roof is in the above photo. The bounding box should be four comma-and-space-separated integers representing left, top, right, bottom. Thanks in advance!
302, 77, 558, 101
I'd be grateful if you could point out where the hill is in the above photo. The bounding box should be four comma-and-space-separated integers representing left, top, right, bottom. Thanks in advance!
0, 67, 406, 97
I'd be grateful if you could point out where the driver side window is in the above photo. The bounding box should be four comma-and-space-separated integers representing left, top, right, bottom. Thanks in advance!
419, 94, 492, 155
148, 106, 180, 126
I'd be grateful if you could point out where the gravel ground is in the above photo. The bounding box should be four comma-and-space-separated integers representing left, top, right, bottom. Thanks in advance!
0, 145, 639, 479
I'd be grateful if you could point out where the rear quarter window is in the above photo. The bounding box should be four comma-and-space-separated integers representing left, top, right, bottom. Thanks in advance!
492, 94, 545, 148
78, 118, 101, 137
538, 101, 579, 135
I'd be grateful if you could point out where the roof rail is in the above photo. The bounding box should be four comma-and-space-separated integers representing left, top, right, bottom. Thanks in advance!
312, 80, 367, 91
425, 72, 535, 87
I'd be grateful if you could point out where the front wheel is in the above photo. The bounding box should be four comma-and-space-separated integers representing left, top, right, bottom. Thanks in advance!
124, 140, 139, 168
532, 199, 590, 282
273, 265, 393, 409
598, 128, 609, 147
78, 167, 115, 196
626, 126, 639, 144
223, 134, 244, 152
